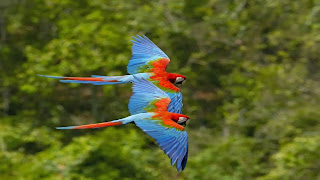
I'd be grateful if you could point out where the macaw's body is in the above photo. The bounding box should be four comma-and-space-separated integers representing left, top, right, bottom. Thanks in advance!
57, 78, 190, 171
39, 35, 186, 114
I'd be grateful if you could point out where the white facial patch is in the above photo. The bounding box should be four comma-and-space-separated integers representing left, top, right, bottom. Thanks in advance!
178, 117, 188, 123
175, 77, 185, 84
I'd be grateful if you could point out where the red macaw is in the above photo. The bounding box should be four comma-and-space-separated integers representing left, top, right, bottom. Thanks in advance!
38, 35, 186, 114
57, 77, 190, 171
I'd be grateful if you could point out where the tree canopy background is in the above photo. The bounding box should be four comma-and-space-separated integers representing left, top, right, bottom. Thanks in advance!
1, 0, 320, 179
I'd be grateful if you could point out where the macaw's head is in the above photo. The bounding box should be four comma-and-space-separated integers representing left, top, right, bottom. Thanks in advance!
167, 73, 187, 86
171, 113, 190, 127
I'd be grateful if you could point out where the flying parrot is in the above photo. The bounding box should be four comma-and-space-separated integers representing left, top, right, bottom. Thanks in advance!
57, 77, 190, 171
38, 35, 186, 114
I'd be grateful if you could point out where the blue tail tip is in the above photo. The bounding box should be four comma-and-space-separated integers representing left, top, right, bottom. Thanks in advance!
56, 126, 75, 130
37, 74, 62, 79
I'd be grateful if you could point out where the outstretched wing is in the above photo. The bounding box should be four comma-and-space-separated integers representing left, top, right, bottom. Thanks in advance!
127, 35, 170, 74
134, 119, 188, 171
129, 77, 171, 114
128, 78, 188, 170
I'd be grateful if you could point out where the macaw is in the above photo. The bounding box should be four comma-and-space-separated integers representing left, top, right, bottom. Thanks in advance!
57, 77, 190, 171
38, 35, 186, 114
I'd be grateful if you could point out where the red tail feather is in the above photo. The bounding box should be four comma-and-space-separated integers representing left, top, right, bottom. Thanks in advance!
71, 121, 123, 129
62, 77, 104, 81
62, 77, 120, 82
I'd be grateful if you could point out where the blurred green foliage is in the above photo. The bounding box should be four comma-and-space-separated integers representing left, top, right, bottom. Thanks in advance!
1, 0, 320, 179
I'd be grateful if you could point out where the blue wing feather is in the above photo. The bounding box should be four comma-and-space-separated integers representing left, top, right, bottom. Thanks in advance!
127, 35, 170, 74
131, 35, 168, 59
170, 134, 186, 165
181, 144, 188, 171
167, 92, 183, 114
176, 133, 188, 171
134, 119, 188, 172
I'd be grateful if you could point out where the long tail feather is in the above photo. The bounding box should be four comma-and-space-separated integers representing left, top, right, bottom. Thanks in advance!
56, 113, 146, 130
37, 74, 62, 79
38, 74, 130, 85
56, 121, 123, 130
59, 80, 124, 85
